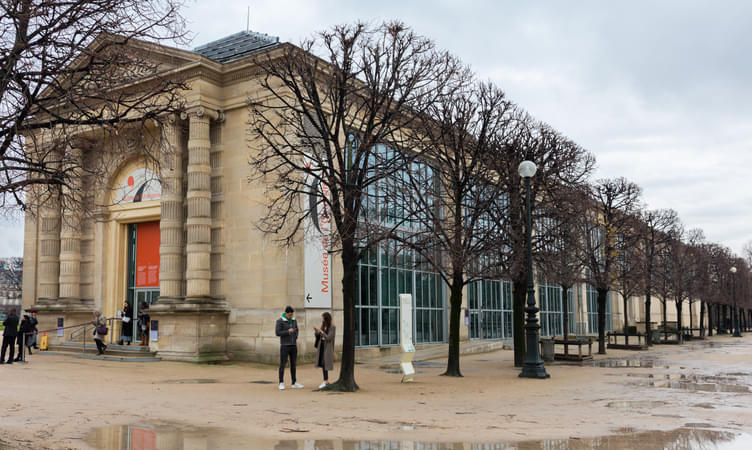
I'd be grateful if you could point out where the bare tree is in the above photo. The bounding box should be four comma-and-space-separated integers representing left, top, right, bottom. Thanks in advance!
0, 256, 23, 288
636, 208, 679, 344
398, 80, 513, 377
487, 119, 595, 366
578, 177, 643, 354
611, 213, 643, 343
1, 0, 187, 212
534, 186, 587, 342
247, 21, 460, 391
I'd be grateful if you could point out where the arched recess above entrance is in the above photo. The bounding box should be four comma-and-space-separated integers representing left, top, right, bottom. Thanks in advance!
102, 156, 163, 210
99, 157, 164, 324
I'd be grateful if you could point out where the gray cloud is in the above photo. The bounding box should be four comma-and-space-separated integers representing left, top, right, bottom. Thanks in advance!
6, 1, 749, 256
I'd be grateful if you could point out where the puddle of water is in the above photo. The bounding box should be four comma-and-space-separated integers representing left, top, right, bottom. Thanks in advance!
648, 380, 750, 393
592, 359, 663, 368
606, 400, 667, 409
162, 378, 218, 384
85, 425, 752, 450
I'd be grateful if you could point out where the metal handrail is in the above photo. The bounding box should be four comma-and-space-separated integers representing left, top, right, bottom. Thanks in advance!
65, 317, 119, 353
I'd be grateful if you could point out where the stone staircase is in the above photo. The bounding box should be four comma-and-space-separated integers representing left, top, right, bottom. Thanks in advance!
39, 342, 160, 362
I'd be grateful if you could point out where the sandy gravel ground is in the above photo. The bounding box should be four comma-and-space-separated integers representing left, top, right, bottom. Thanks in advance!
1, 335, 751, 449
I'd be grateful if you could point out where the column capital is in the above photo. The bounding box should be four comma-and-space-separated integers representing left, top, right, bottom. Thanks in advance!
181, 106, 219, 121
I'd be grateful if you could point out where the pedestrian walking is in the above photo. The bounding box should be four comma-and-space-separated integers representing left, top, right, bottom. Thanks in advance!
276, 305, 303, 390
314, 311, 336, 389
118, 300, 133, 345
91, 310, 108, 355
1, 309, 19, 364
15, 314, 33, 361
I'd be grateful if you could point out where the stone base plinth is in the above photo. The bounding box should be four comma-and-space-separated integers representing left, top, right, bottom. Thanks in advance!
149, 301, 229, 362
31, 300, 96, 346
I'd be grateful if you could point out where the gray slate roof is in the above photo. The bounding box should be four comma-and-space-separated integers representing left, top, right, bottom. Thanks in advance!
193, 31, 280, 64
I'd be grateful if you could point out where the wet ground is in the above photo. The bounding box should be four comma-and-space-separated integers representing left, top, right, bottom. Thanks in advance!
2, 335, 752, 449
85, 423, 752, 449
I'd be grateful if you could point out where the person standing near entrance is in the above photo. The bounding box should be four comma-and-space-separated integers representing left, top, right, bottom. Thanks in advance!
314, 312, 336, 389
137, 302, 150, 346
15, 314, 33, 361
118, 300, 133, 345
91, 310, 108, 355
1, 309, 19, 364
276, 306, 303, 390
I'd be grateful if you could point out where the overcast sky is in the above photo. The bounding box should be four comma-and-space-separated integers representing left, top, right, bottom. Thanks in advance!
3, 1, 750, 257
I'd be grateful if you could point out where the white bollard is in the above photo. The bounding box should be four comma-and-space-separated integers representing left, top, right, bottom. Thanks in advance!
399, 294, 415, 382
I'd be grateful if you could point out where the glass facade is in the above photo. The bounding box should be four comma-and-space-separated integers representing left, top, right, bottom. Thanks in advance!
467, 279, 513, 340
538, 283, 576, 337
355, 240, 446, 347
355, 145, 446, 347
586, 285, 612, 334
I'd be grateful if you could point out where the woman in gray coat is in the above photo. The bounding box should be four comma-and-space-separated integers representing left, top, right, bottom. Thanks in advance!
91, 310, 108, 355
314, 312, 335, 389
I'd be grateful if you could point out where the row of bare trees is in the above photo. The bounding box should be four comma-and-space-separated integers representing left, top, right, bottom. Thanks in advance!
8, 4, 746, 392
248, 21, 751, 391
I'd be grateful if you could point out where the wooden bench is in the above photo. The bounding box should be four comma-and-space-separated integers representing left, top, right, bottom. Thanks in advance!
607, 332, 648, 350
682, 327, 705, 340
541, 337, 593, 361
652, 328, 682, 344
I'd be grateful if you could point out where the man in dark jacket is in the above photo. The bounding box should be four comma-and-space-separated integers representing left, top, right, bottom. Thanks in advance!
15, 314, 33, 361
1, 309, 19, 364
275, 305, 303, 390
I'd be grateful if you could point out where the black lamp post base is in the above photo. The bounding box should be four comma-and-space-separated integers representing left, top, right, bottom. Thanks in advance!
733, 331, 742, 337
519, 363, 550, 379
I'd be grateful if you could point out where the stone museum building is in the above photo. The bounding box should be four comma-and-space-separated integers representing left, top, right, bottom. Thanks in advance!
21, 31, 700, 363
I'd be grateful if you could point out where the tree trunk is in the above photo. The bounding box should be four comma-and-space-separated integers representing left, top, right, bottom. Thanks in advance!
662, 299, 667, 342
512, 278, 526, 367
689, 301, 694, 335
443, 273, 464, 377
622, 294, 629, 346
561, 284, 571, 342
675, 300, 683, 343
700, 301, 706, 337
330, 240, 359, 392
596, 288, 608, 354
644, 290, 652, 346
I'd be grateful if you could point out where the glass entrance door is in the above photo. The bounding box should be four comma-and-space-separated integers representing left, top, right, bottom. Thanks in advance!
131, 288, 159, 342
126, 221, 160, 344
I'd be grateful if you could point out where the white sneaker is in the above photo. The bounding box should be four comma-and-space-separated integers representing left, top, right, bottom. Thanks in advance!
278, 383, 285, 390
291, 382, 304, 389
318, 382, 327, 389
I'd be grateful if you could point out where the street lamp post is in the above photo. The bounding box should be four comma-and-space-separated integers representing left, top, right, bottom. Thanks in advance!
730, 266, 741, 337
518, 160, 549, 379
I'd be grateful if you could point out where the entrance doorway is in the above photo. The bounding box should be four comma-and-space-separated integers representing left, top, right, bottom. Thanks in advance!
126, 221, 160, 344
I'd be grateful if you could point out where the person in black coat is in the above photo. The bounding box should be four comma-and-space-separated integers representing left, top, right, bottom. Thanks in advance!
118, 300, 133, 345
15, 314, 33, 361
137, 302, 150, 346
1, 309, 19, 364
29, 310, 39, 349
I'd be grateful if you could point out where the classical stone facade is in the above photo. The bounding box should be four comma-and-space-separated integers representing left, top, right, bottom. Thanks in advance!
22, 32, 322, 362
21, 31, 703, 363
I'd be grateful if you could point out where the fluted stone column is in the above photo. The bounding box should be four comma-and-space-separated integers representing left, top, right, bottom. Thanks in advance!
159, 116, 185, 301
58, 148, 83, 300
185, 108, 213, 300
38, 188, 61, 301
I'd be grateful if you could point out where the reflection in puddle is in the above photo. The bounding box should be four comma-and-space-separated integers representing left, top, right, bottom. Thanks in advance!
86, 425, 752, 450
162, 378, 218, 384
606, 400, 667, 409
648, 380, 750, 393
592, 359, 661, 368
